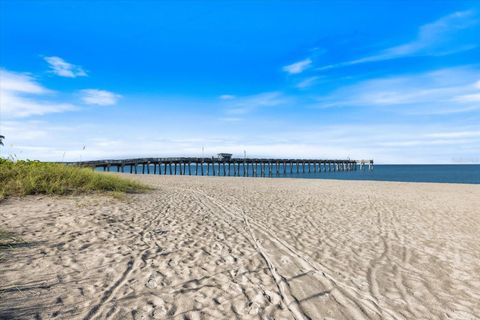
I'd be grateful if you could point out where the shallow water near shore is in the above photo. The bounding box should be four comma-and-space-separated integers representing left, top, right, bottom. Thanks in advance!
98, 164, 480, 184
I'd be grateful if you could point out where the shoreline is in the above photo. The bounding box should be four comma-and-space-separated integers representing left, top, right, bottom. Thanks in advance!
123, 172, 480, 186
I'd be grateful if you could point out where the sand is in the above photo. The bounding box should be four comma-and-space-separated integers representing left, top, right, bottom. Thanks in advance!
1, 175, 480, 320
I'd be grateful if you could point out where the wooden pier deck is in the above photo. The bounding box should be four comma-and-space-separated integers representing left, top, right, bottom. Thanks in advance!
67, 157, 373, 177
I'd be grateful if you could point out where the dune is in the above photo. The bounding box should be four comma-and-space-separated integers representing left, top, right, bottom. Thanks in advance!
1, 175, 479, 319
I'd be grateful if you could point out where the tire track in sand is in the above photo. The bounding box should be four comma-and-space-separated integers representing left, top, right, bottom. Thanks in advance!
182, 187, 309, 320
82, 257, 136, 320
181, 186, 403, 320
84, 193, 178, 320
199, 189, 378, 320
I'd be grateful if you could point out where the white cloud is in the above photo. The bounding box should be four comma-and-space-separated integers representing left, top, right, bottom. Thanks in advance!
2, 120, 49, 143
0, 70, 48, 94
1, 68, 477, 163
315, 67, 480, 114
2, 109, 479, 164
0, 69, 75, 118
6, 122, 479, 164
44, 56, 87, 78
283, 58, 312, 74
318, 10, 478, 71
80, 89, 121, 106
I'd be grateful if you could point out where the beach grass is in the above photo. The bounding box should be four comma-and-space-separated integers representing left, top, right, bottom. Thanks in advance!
0, 230, 16, 245
0, 230, 24, 247
0, 229, 26, 261
0, 158, 149, 200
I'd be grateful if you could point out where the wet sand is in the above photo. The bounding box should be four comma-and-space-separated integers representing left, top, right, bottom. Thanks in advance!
1, 175, 479, 319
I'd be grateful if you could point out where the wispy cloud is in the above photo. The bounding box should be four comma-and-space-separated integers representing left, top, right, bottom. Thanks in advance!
44, 56, 87, 78
315, 66, 480, 114
219, 117, 242, 122
296, 76, 320, 89
223, 91, 290, 115
318, 10, 478, 71
453, 93, 480, 103
426, 130, 480, 139
0, 69, 75, 118
219, 94, 236, 100
80, 89, 121, 106
2, 120, 50, 143
283, 58, 312, 74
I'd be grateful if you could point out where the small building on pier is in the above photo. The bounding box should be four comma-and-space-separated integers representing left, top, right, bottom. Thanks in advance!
217, 153, 233, 161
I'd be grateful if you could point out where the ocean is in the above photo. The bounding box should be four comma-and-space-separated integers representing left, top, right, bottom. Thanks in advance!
284, 164, 480, 184
98, 164, 480, 184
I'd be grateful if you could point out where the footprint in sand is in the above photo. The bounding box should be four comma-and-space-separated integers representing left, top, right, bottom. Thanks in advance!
146, 274, 157, 289
167, 259, 177, 267
193, 300, 203, 310
228, 282, 242, 293
145, 297, 169, 318
152, 303, 169, 319
212, 242, 223, 253
224, 255, 236, 264
241, 292, 266, 316
280, 255, 291, 264
263, 289, 281, 305
230, 269, 248, 284
247, 302, 260, 316
133, 308, 151, 320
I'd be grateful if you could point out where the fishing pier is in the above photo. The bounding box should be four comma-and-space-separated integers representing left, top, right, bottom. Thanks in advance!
70, 156, 373, 177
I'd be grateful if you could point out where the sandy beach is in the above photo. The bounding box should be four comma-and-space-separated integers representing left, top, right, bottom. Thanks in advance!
1, 175, 479, 320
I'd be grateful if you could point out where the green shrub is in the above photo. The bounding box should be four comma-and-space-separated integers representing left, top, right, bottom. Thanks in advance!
0, 159, 148, 199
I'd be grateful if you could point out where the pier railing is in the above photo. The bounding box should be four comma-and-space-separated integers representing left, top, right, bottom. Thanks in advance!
65, 157, 373, 177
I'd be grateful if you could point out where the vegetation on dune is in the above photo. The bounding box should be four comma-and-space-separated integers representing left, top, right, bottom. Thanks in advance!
0, 158, 148, 200
0, 158, 148, 257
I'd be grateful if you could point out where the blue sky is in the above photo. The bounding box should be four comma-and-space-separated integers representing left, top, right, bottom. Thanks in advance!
1, 1, 479, 163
